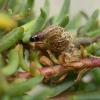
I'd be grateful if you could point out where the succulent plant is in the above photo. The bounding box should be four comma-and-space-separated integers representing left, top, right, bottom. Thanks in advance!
0, 0, 100, 100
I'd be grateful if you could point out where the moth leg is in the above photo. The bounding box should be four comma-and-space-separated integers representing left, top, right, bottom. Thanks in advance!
50, 73, 67, 84
75, 68, 90, 82
47, 50, 59, 64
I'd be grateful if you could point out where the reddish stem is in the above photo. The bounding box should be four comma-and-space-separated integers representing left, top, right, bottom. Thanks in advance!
82, 57, 100, 67
39, 57, 100, 78
16, 72, 32, 78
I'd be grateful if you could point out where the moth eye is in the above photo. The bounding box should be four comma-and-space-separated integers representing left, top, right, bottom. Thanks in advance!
30, 35, 40, 42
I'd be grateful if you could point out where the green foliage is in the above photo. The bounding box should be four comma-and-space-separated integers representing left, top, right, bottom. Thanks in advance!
0, 0, 100, 99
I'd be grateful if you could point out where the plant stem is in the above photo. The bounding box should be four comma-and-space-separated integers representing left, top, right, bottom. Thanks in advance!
39, 56, 100, 78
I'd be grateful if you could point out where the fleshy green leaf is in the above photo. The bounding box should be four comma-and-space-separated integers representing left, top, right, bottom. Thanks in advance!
54, 0, 70, 25
7, 75, 44, 96
72, 91, 100, 100
79, 9, 99, 35
50, 80, 75, 97
65, 12, 83, 30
